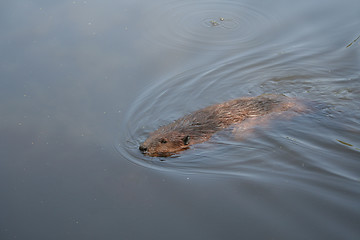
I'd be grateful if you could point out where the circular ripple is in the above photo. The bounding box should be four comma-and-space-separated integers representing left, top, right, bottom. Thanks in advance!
116, 49, 334, 175
143, 0, 275, 51
116, 57, 275, 174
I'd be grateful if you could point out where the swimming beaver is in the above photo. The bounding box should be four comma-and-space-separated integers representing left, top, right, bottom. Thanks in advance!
139, 94, 305, 157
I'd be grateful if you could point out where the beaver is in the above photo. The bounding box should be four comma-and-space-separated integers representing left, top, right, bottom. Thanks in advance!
139, 94, 305, 157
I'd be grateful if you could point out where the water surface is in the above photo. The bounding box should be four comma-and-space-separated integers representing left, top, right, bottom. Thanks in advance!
1, 0, 359, 239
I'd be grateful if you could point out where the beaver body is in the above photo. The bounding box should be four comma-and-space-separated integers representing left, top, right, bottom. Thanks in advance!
139, 94, 305, 157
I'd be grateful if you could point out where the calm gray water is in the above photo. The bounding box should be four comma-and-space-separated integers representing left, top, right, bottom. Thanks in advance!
1, 0, 359, 239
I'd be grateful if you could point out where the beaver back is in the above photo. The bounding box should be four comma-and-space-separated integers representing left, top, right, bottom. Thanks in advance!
139, 94, 302, 157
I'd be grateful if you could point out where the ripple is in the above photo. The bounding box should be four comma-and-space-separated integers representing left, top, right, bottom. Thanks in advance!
117, 40, 360, 180
117, 60, 256, 174
143, 0, 275, 51
117, 57, 307, 176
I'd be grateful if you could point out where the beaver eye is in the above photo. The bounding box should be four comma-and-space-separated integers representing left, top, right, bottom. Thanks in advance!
160, 139, 167, 144
183, 136, 190, 145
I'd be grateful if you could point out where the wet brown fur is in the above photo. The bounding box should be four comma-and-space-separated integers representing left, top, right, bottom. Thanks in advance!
139, 94, 305, 157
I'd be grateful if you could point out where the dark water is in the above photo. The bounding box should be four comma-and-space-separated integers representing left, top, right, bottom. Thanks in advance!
1, 0, 360, 239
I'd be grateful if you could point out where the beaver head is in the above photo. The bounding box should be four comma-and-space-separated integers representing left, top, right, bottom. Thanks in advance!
139, 130, 191, 157
139, 108, 220, 157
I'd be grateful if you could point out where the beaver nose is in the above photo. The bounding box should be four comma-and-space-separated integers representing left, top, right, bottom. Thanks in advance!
139, 145, 147, 152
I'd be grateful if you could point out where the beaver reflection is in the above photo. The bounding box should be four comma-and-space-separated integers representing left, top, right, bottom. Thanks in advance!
139, 94, 305, 157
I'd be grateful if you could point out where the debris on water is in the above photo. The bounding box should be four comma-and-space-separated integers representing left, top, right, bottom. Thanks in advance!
210, 20, 220, 26
210, 18, 225, 26
346, 34, 360, 48
337, 139, 353, 147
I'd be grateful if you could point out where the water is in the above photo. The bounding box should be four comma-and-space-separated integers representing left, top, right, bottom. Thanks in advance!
1, 0, 359, 239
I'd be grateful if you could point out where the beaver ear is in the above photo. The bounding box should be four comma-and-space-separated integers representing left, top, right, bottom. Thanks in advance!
183, 136, 190, 145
